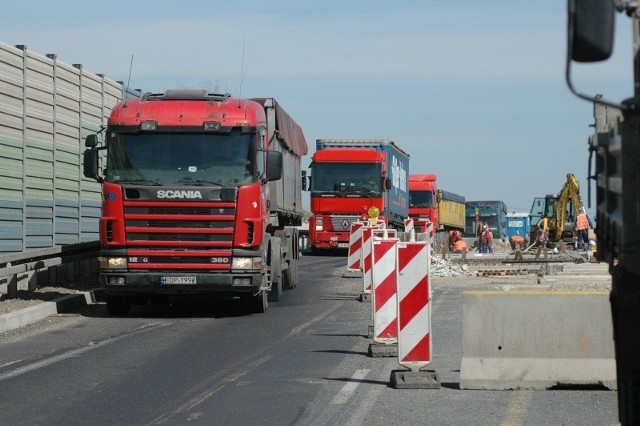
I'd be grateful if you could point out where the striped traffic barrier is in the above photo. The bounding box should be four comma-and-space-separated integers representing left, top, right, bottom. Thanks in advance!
404, 218, 416, 243
347, 222, 366, 272
369, 237, 399, 357
390, 240, 440, 389
404, 218, 414, 233
359, 224, 386, 301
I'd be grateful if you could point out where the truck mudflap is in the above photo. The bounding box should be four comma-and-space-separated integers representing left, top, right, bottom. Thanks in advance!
100, 271, 265, 295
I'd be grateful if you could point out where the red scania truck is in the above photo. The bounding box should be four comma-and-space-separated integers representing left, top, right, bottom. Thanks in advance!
83, 90, 307, 315
304, 139, 410, 254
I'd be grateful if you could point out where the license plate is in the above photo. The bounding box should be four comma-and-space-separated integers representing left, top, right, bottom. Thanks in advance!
161, 276, 196, 285
337, 243, 349, 248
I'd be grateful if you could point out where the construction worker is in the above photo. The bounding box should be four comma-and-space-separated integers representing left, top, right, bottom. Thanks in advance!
510, 231, 526, 261
482, 229, 493, 253
574, 207, 591, 250
534, 221, 548, 261
509, 231, 526, 250
476, 222, 485, 253
449, 229, 461, 251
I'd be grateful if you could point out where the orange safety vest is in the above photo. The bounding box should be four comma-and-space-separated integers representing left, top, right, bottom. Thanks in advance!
482, 231, 493, 245
575, 213, 589, 231
453, 239, 467, 252
511, 235, 525, 247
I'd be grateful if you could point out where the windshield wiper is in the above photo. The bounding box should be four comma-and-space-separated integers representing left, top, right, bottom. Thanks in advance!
175, 178, 223, 186
118, 179, 162, 186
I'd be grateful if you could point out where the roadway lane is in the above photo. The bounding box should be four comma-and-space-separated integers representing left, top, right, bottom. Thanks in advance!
0, 255, 619, 425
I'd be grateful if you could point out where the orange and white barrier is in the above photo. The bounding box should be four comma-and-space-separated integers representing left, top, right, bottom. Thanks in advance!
361, 226, 375, 294
347, 222, 365, 271
361, 224, 392, 294
371, 238, 399, 343
396, 241, 432, 371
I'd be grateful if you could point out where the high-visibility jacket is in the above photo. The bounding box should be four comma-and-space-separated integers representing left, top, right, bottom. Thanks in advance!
482, 231, 493, 245
452, 239, 468, 253
511, 235, 525, 247
575, 213, 590, 231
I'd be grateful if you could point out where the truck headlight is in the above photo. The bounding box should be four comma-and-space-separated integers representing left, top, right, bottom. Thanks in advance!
316, 217, 323, 231
99, 257, 127, 269
232, 257, 262, 270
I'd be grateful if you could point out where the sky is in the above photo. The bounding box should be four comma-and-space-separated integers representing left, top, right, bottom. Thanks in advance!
1, 1, 634, 214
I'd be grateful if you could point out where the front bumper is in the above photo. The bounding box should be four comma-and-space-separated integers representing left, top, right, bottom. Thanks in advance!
100, 270, 264, 295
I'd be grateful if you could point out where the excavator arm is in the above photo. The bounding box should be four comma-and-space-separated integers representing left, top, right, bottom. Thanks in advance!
552, 173, 582, 241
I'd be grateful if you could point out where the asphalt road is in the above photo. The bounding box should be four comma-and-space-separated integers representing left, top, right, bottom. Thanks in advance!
0, 255, 619, 425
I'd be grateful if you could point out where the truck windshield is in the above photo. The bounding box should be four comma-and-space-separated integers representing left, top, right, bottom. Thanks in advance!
105, 130, 256, 187
311, 163, 382, 196
409, 190, 433, 208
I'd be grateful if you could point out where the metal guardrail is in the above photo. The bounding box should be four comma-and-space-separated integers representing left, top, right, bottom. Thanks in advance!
0, 241, 100, 299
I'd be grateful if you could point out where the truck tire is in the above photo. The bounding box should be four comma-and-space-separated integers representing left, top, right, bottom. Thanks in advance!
284, 258, 299, 289
252, 290, 268, 313
268, 239, 283, 302
106, 295, 130, 316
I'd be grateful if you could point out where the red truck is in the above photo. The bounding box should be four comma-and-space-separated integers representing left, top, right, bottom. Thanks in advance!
305, 139, 410, 254
408, 174, 465, 232
83, 90, 307, 315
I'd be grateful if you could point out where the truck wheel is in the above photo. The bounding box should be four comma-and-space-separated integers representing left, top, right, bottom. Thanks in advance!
106, 295, 130, 316
253, 290, 268, 313
284, 258, 299, 289
268, 240, 282, 302
268, 278, 283, 302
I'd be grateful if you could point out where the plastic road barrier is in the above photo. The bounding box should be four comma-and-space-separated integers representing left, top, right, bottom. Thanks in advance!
397, 241, 431, 371
347, 222, 365, 271
361, 226, 375, 294
360, 225, 390, 295
371, 238, 399, 343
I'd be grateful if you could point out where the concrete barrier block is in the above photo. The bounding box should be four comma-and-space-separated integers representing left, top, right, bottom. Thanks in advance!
459, 290, 616, 390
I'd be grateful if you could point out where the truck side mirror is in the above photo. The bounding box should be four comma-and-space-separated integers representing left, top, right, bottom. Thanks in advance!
265, 150, 283, 182
83, 148, 103, 183
568, 0, 615, 62
382, 177, 391, 191
85, 134, 99, 148
301, 170, 308, 191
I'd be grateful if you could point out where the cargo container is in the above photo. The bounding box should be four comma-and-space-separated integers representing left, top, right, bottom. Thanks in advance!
504, 212, 531, 239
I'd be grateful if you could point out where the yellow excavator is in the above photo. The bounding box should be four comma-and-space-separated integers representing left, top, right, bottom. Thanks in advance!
529, 173, 583, 244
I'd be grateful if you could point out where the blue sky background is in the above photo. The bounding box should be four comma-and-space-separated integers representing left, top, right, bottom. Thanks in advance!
1, 1, 633, 213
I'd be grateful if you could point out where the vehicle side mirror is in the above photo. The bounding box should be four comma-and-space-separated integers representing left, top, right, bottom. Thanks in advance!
265, 150, 283, 182
85, 134, 99, 148
569, 0, 615, 62
382, 177, 391, 191
301, 170, 308, 191
83, 148, 103, 183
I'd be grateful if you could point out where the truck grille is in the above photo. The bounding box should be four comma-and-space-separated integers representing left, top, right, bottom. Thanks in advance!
328, 215, 361, 232
122, 201, 235, 270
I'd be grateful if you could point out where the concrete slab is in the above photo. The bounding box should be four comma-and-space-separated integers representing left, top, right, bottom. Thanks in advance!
342, 271, 363, 279
0, 290, 99, 334
368, 343, 397, 358
459, 290, 616, 390
390, 369, 440, 389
